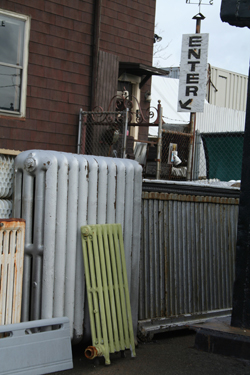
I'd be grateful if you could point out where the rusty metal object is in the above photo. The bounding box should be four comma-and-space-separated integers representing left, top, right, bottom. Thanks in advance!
0, 219, 25, 325
142, 191, 239, 205
89, 94, 161, 126
162, 129, 192, 137
85, 346, 99, 360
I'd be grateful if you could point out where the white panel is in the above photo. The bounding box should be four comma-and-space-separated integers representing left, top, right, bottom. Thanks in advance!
0, 200, 12, 218
196, 103, 246, 133
209, 66, 248, 111
0, 155, 14, 199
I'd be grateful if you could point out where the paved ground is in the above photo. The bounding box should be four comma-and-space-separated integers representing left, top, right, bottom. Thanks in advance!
52, 329, 250, 375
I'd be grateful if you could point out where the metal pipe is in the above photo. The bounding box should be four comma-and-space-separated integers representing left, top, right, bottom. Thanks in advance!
156, 105, 163, 180
85, 346, 99, 360
186, 113, 196, 181
91, 0, 102, 109
122, 108, 129, 159
84, 344, 110, 364
77, 108, 83, 154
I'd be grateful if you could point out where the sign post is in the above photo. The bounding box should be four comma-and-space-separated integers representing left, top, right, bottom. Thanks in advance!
178, 13, 208, 180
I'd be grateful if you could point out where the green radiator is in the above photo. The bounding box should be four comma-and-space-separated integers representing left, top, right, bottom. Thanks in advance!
81, 224, 136, 365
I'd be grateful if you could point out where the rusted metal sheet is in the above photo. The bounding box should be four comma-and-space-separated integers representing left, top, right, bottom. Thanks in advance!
139, 192, 238, 336
142, 191, 239, 205
0, 219, 25, 325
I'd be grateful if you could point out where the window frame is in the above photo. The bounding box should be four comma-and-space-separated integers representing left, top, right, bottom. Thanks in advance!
0, 8, 30, 118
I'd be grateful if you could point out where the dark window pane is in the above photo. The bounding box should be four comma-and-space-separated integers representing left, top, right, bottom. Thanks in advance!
0, 65, 21, 111
0, 15, 24, 66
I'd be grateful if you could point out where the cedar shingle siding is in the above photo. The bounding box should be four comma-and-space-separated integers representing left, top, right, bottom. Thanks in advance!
0, 0, 156, 152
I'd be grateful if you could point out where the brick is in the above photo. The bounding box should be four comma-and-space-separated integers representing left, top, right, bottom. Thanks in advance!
27, 75, 47, 89
30, 130, 52, 143
63, 6, 83, 22
55, 15, 74, 29
30, 86, 69, 102
0, 127, 11, 139
45, 1, 64, 16
29, 30, 47, 45
49, 111, 69, 124
29, 108, 50, 121
55, 123, 78, 136
45, 0, 78, 9
73, 19, 92, 33
10, 128, 31, 141
2, 0, 44, 12
103, 7, 117, 19
44, 67, 64, 81
29, 41, 49, 57
28, 63, 46, 77
0, 118, 25, 128
45, 34, 66, 49
34, 120, 55, 133
64, 35, 92, 53
68, 93, 86, 105
31, 9, 56, 24
77, 1, 93, 13
1, 0, 155, 154
46, 47, 91, 65
31, 20, 50, 35
49, 24, 82, 41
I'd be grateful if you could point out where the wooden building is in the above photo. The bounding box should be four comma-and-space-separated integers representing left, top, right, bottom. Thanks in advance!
0, 0, 166, 153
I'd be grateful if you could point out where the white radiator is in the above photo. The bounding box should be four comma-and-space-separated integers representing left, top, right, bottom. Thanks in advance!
13, 150, 142, 341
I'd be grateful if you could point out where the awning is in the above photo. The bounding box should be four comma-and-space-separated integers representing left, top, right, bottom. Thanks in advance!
119, 62, 169, 89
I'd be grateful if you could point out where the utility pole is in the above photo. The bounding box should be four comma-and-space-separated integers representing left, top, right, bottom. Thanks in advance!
220, 0, 250, 329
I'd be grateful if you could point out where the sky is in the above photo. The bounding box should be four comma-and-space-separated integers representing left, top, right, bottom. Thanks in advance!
153, 0, 250, 76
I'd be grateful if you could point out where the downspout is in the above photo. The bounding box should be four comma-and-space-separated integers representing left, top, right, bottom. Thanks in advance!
91, 0, 102, 110
77, 1, 102, 153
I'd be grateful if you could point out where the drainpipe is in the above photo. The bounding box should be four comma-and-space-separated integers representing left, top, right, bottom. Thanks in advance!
122, 108, 129, 159
77, 108, 83, 154
186, 113, 196, 181
156, 104, 163, 180
91, 0, 102, 110
77, 0, 102, 152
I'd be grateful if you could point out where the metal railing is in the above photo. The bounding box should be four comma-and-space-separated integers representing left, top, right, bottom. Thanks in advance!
78, 109, 129, 158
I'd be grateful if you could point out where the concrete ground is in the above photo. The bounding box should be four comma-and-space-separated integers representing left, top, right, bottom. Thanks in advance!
51, 329, 250, 375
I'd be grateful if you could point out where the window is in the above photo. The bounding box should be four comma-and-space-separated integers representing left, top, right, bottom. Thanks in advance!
0, 9, 30, 117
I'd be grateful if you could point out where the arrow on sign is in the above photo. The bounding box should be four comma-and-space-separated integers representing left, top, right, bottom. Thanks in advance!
179, 99, 193, 110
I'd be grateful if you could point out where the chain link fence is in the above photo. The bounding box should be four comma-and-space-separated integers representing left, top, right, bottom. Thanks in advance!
144, 131, 192, 180
79, 110, 127, 158
194, 131, 244, 183
78, 110, 244, 185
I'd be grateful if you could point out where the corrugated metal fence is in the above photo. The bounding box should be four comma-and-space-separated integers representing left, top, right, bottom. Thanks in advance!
139, 191, 239, 337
